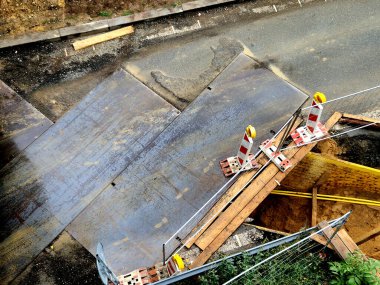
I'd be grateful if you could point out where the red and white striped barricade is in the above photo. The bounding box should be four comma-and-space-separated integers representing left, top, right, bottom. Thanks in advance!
220, 125, 259, 177
259, 139, 292, 172
291, 92, 328, 146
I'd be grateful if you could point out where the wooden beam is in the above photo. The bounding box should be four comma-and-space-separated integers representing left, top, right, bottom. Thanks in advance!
189, 112, 343, 268
341, 113, 380, 124
243, 224, 334, 249
73, 26, 134, 50
356, 225, 380, 245
339, 118, 380, 130
243, 223, 290, 236
184, 118, 302, 248
318, 221, 362, 260
310, 234, 334, 250
311, 187, 318, 226
318, 221, 351, 259
338, 229, 361, 254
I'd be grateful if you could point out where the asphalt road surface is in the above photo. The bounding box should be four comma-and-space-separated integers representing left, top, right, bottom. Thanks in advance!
126, 0, 380, 117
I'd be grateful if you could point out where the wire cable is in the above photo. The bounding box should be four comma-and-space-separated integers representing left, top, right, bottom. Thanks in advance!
281, 122, 376, 151
222, 214, 350, 285
301, 84, 380, 111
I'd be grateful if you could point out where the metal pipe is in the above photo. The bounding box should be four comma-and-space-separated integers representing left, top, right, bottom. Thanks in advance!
271, 190, 380, 207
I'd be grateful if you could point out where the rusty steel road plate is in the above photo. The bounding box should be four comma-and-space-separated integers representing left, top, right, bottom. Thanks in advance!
0, 69, 179, 284
0, 80, 53, 169
67, 53, 308, 275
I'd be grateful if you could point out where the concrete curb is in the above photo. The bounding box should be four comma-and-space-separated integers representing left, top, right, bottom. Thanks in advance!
0, 0, 237, 49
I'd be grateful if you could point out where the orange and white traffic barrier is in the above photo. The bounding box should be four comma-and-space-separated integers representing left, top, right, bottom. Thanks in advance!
306, 92, 325, 134
220, 125, 259, 177
166, 254, 185, 276
291, 92, 328, 146
237, 125, 256, 167
259, 139, 292, 172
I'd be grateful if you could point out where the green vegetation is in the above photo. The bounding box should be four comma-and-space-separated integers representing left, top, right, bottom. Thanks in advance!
98, 11, 112, 17
329, 252, 380, 285
171, 1, 182, 8
122, 10, 133, 16
198, 250, 332, 285
176, 239, 379, 285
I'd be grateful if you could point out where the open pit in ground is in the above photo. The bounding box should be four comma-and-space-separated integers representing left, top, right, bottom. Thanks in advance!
252, 125, 380, 259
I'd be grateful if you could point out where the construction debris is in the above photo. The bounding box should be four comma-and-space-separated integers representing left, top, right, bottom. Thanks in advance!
72, 26, 134, 50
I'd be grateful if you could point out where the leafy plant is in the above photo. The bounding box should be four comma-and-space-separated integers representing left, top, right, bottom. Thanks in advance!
218, 258, 238, 282
98, 10, 112, 17
329, 251, 380, 285
199, 269, 219, 285
197, 247, 333, 285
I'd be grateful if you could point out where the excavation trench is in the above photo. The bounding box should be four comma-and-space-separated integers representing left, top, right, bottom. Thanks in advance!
251, 130, 380, 259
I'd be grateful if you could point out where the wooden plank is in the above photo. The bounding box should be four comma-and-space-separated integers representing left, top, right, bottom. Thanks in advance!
185, 118, 302, 248
195, 161, 280, 250
190, 112, 342, 268
194, 113, 341, 251
337, 229, 360, 253
73, 26, 134, 50
244, 223, 290, 236
339, 118, 380, 130
311, 187, 318, 226
318, 221, 351, 259
341, 113, 380, 124
310, 234, 334, 250
356, 225, 380, 245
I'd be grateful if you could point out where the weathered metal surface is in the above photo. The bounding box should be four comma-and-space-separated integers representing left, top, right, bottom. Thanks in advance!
0, 69, 179, 284
0, 80, 53, 169
67, 53, 308, 274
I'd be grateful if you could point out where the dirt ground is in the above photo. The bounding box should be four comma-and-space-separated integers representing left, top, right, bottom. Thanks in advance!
11, 231, 102, 285
0, 0, 286, 121
253, 126, 380, 259
0, 0, 192, 37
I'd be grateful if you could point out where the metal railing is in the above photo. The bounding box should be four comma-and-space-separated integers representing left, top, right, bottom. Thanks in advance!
154, 212, 351, 285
